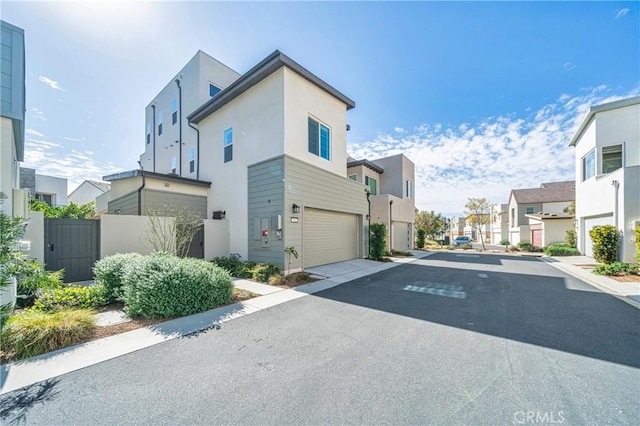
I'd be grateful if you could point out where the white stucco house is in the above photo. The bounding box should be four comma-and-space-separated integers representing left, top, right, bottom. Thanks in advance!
68, 180, 110, 207
105, 50, 371, 270
569, 96, 639, 263
19, 167, 68, 207
491, 203, 509, 244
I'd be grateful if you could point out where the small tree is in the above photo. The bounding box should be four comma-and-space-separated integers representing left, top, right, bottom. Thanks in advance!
370, 223, 387, 261
145, 204, 202, 258
416, 229, 426, 249
415, 210, 445, 240
464, 197, 491, 250
589, 225, 619, 264
565, 229, 577, 248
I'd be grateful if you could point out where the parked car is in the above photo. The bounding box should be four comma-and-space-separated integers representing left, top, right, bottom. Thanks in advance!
453, 236, 472, 246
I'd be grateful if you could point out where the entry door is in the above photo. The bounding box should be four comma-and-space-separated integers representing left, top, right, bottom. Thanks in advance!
45, 218, 100, 283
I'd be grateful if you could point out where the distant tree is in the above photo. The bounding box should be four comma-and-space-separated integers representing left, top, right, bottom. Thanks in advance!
464, 197, 491, 250
415, 210, 445, 240
29, 199, 95, 219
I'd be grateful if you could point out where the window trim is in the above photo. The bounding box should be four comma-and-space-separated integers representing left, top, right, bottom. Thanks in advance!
189, 147, 195, 174
308, 117, 331, 161
348, 174, 357, 181
171, 99, 178, 125
365, 175, 377, 196
157, 111, 163, 136
406, 180, 412, 198
224, 127, 233, 163
525, 206, 534, 214
582, 148, 595, 181
601, 143, 623, 175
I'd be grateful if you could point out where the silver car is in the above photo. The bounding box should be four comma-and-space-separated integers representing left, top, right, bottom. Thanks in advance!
453, 236, 472, 246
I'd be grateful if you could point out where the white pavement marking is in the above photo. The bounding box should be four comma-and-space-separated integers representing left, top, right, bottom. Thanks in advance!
404, 283, 466, 299
456, 254, 480, 258
478, 273, 489, 279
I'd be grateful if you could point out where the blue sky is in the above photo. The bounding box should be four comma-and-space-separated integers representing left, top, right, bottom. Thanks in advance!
2, 1, 638, 216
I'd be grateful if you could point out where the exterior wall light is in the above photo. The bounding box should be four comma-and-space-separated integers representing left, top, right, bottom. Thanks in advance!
292, 204, 300, 214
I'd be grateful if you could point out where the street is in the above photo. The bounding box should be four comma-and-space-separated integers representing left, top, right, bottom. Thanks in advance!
2, 252, 639, 425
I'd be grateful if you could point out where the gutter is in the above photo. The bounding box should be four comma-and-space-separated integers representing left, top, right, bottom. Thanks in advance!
137, 161, 146, 216
151, 104, 156, 172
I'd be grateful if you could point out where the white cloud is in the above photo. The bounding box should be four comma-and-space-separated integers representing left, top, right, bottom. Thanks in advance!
26, 129, 45, 137
394, 127, 405, 133
563, 62, 576, 71
348, 87, 639, 216
614, 8, 630, 19
38, 76, 65, 91
31, 108, 46, 121
64, 136, 85, 142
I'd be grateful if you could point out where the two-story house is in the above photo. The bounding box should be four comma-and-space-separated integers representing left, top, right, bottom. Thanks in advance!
491, 203, 509, 244
105, 50, 368, 270
507, 181, 575, 246
347, 154, 416, 252
19, 167, 68, 207
0, 20, 26, 218
569, 96, 639, 263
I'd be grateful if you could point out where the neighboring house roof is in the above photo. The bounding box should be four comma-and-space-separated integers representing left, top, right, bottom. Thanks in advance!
568, 96, 640, 147
86, 180, 111, 192
188, 50, 356, 124
103, 170, 211, 187
346, 159, 384, 174
511, 180, 575, 204
526, 212, 574, 220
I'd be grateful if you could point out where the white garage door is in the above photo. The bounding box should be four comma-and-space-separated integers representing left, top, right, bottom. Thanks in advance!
584, 215, 614, 257
303, 208, 358, 268
392, 222, 412, 251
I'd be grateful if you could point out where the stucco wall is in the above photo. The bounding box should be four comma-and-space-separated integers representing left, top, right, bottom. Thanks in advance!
35, 174, 68, 206
99, 214, 171, 257
0, 117, 18, 214
68, 182, 106, 206
22, 210, 45, 262
203, 219, 230, 260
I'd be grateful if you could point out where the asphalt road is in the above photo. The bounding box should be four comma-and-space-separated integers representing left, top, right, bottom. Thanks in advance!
2, 252, 639, 425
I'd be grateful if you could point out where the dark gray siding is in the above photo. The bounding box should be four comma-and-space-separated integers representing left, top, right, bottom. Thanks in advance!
0, 21, 25, 159
108, 191, 138, 215
142, 189, 207, 218
247, 157, 285, 266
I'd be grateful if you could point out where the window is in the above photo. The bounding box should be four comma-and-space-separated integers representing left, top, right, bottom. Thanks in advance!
365, 175, 377, 195
224, 127, 233, 163
406, 180, 412, 198
511, 208, 515, 226
171, 99, 178, 125
210, 84, 221, 97
146, 122, 151, 144
348, 174, 357, 181
308, 117, 330, 160
171, 156, 177, 174
158, 111, 163, 136
189, 147, 195, 173
582, 149, 595, 181
602, 144, 622, 174
526, 207, 534, 214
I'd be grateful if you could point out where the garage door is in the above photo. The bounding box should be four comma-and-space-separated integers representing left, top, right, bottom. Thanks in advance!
392, 222, 412, 251
303, 208, 357, 268
531, 229, 542, 247
584, 215, 614, 257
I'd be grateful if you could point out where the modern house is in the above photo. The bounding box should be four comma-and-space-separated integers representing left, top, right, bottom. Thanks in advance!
507, 181, 575, 246
347, 154, 416, 252
450, 216, 465, 238
491, 203, 509, 244
106, 50, 369, 270
463, 215, 490, 242
19, 167, 68, 207
569, 96, 639, 263
68, 180, 110, 206
0, 20, 26, 217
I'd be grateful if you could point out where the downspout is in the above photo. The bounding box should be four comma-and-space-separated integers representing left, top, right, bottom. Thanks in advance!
151, 104, 156, 172
366, 190, 371, 257
137, 161, 146, 216
175, 79, 183, 176
389, 199, 393, 254
612, 179, 620, 260
187, 120, 200, 180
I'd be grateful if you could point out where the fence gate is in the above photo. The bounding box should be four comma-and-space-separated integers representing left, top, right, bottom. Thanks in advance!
44, 218, 100, 283
186, 225, 205, 259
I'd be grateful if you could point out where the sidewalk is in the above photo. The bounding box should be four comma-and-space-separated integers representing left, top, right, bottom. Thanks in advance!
541, 256, 640, 309
0, 251, 433, 395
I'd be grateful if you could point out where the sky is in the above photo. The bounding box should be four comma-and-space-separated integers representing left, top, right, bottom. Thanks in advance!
1, 1, 638, 217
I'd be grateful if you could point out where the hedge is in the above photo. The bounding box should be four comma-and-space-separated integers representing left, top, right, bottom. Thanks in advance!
589, 225, 619, 264
93, 252, 145, 303
543, 244, 580, 257
33, 284, 109, 312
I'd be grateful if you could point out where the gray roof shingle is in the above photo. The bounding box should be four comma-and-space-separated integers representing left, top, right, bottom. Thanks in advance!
512, 180, 575, 204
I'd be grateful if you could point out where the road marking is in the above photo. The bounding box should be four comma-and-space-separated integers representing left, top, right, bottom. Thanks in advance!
404, 283, 466, 299
478, 273, 489, 279
456, 254, 480, 258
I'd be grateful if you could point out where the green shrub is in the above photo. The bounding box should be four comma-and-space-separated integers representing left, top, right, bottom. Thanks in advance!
565, 229, 577, 248
93, 253, 145, 303
251, 263, 280, 282
122, 254, 233, 319
517, 242, 543, 252
391, 250, 413, 257
589, 225, 619, 264
370, 223, 387, 261
416, 229, 426, 249
543, 243, 580, 257
1, 309, 95, 360
15, 260, 63, 295
594, 262, 639, 276
635, 226, 640, 263
499, 239, 510, 246
33, 284, 109, 312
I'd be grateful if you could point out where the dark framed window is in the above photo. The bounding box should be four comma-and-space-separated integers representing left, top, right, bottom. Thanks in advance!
189, 147, 195, 173
171, 99, 178, 125
602, 144, 622, 174
308, 117, 330, 160
146, 122, 151, 144
157, 111, 163, 136
210, 84, 221, 97
224, 127, 233, 163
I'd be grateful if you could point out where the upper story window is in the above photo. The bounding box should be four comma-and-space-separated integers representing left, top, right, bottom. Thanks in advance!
406, 180, 412, 198
210, 83, 221, 97
525, 206, 534, 214
171, 156, 177, 174
365, 175, 377, 195
158, 111, 163, 136
146, 122, 151, 144
171, 99, 178, 125
224, 127, 233, 163
602, 144, 622, 174
189, 147, 196, 173
348, 174, 357, 181
582, 149, 595, 181
308, 117, 330, 160
511, 208, 515, 226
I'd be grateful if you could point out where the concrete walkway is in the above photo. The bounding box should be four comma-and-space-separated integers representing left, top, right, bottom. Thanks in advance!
0, 251, 433, 395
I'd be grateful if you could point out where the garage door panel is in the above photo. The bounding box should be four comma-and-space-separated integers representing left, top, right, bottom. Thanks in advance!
584, 215, 614, 257
304, 208, 357, 268
392, 222, 411, 251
